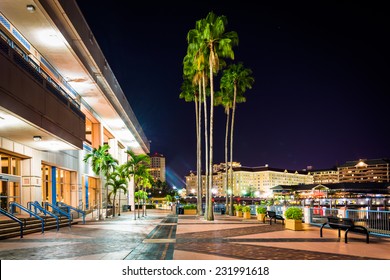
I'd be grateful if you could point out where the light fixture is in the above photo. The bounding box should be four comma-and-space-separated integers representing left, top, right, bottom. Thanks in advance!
33, 136, 42, 141
26, 4, 36, 13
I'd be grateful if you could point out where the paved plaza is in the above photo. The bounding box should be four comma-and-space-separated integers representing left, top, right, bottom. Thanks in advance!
0, 209, 390, 260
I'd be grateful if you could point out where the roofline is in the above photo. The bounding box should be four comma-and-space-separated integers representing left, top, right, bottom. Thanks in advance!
40, 0, 150, 153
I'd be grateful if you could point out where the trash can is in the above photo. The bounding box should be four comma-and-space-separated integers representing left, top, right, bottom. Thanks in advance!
221, 208, 226, 215
122, 205, 129, 212
177, 207, 184, 215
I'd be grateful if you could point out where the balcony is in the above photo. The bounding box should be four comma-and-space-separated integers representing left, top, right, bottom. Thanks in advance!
0, 37, 85, 150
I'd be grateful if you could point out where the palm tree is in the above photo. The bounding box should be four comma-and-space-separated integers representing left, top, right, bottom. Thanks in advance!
124, 150, 150, 220
188, 11, 238, 221
220, 62, 254, 215
180, 77, 203, 216
139, 170, 153, 217
106, 169, 128, 217
83, 144, 118, 219
216, 87, 233, 214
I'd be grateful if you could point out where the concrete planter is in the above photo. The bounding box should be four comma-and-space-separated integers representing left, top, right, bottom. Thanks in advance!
257, 213, 266, 222
183, 209, 197, 215
243, 212, 251, 219
285, 219, 303, 230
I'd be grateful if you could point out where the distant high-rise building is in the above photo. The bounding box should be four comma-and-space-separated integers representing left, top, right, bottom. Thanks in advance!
338, 159, 390, 183
150, 153, 166, 182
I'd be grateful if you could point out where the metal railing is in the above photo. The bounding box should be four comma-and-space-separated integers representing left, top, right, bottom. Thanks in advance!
57, 202, 86, 224
0, 29, 83, 115
0, 207, 24, 238
307, 207, 390, 237
28, 201, 59, 231
9, 202, 45, 234
44, 202, 72, 227
346, 209, 390, 237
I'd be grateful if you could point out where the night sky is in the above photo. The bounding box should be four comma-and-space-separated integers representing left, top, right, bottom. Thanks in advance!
75, 1, 389, 188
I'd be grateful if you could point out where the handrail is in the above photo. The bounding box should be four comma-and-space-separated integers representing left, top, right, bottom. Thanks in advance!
28, 201, 59, 231
57, 202, 86, 224
0, 207, 24, 238
9, 202, 45, 234
44, 202, 72, 227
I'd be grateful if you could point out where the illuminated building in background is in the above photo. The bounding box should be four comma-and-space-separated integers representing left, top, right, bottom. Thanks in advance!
338, 159, 390, 183
150, 153, 166, 182
185, 163, 313, 198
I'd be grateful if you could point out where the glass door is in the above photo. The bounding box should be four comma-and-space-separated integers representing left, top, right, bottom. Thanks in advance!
0, 174, 21, 211
1, 153, 21, 211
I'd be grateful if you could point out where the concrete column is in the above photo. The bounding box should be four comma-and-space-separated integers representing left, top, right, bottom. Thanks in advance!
21, 152, 42, 206
108, 138, 118, 160
304, 206, 311, 223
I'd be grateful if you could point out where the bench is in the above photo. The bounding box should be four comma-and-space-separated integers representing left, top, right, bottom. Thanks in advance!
264, 211, 285, 225
320, 216, 369, 243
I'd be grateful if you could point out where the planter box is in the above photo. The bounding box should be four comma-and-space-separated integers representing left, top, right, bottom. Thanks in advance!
235, 211, 243, 217
243, 212, 251, 219
285, 219, 303, 230
257, 213, 266, 222
183, 209, 197, 215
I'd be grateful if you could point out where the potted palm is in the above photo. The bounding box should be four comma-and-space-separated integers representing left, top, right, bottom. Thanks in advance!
256, 206, 267, 222
242, 205, 251, 219
234, 204, 243, 217
284, 207, 303, 230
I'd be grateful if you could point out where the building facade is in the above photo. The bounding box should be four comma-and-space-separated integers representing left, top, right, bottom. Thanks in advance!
309, 168, 339, 184
0, 0, 149, 213
185, 163, 313, 198
150, 152, 166, 182
338, 159, 390, 183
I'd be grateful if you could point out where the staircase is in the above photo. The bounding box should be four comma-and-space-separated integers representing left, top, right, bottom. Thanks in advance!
0, 215, 78, 240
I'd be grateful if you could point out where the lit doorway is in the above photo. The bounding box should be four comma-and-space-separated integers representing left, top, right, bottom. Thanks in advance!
0, 174, 21, 211
1, 153, 21, 211
83, 176, 99, 210
41, 164, 77, 205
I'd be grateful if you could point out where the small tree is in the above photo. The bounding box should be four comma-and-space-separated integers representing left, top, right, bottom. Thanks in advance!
83, 144, 118, 219
106, 169, 128, 217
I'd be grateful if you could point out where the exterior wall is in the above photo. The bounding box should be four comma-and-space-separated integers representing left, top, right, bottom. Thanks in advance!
338, 161, 390, 183
0, 2, 148, 215
311, 170, 339, 184
0, 45, 85, 149
185, 168, 314, 198
1, 136, 81, 207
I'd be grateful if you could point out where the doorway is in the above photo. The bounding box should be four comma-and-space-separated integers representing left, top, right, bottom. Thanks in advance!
0, 174, 21, 211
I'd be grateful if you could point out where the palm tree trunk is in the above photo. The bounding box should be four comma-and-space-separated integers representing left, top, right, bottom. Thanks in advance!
229, 84, 238, 216
105, 185, 108, 218
134, 182, 137, 220
207, 52, 214, 221
224, 109, 230, 215
202, 73, 209, 219
118, 190, 121, 216
198, 90, 203, 215
137, 189, 140, 218
113, 194, 116, 217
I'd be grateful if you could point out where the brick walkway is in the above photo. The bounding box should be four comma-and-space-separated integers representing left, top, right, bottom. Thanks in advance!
0, 209, 389, 260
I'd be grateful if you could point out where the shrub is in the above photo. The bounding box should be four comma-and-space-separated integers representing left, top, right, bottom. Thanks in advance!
284, 207, 303, 220
256, 206, 267, 214
183, 204, 196, 210
234, 204, 243, 211
242, 206, 251, 213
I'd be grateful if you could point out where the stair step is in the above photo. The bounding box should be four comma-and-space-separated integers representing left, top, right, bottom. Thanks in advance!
0, 215, 78, 240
